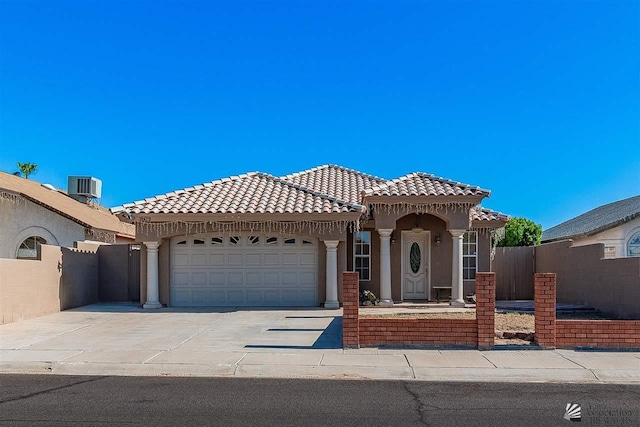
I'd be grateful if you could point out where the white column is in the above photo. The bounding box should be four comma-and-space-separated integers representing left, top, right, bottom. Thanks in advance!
143, 241, 162, 309
378, 229, 393, 307
324, 240, 340, 309
450, 230, 466, 307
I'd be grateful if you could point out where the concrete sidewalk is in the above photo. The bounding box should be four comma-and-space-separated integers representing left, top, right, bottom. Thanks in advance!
1, 304, 639, 383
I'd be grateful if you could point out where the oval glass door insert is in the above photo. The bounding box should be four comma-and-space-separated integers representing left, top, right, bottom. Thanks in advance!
410, 242, 421, 273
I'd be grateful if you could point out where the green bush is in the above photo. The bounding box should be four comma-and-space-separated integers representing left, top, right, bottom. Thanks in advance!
497, 217, 542, 247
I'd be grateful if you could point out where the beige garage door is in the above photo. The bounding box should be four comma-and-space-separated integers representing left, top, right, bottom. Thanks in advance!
170, 233, 318, 306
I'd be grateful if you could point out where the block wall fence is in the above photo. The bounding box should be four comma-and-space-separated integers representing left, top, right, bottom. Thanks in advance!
342, 272, 495, 349
342, 271, 640, 350
534, 273, 640, 349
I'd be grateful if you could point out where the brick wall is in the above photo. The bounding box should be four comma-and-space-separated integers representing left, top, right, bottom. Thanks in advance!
359, 318, 477, 347
556, 321, 640, 348
342, 272, 360, 349
342, 272, 494, 349
476, 272, 495, 350
534, 273, 556, 348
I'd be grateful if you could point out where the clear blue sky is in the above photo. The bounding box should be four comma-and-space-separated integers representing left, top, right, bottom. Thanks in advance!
1, 0, 638, 230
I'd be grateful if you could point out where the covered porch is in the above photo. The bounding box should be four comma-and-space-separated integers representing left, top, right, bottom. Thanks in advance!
352, 178, 507, 307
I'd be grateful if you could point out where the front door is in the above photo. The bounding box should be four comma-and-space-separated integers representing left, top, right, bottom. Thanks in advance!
402, 230, 429, 300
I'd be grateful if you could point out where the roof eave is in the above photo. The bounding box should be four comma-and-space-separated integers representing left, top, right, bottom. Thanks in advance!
471, 219, 509, 229
542, 212, 640, 242
362, 194, 487, 205
128, 211, 362, 223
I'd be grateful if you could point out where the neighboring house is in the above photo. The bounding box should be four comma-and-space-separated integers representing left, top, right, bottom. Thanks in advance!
541, 195, 640, 258
0, 172, 135, 259
112, 165, 509, 309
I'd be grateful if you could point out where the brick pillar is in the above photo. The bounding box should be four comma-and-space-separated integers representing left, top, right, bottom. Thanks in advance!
534, 273, 556, 348
342, 272, 360, 349
476, 272, 496, 350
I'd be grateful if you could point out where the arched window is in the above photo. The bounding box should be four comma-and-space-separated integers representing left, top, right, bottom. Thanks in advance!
628, 232, 640, 257
17, 236, 47, 259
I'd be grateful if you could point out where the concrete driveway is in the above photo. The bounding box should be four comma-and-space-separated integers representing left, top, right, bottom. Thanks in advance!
2, 304, 639, 383
0, 304, 343, 376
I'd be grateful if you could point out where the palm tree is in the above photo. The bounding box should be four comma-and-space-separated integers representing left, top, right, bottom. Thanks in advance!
16, 162, 38, 179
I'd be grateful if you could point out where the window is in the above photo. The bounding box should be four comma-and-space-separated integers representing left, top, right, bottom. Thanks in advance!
248, 235, 260, 245
229, 236, 241, 245
211, 237, 223, 245
463, 231, 477, 280
193, 239, 205, 245
628, 232, 640, 257
17, 236, 47, 259
284, 238, 296, 244
354, 231, 371, 281
604, 246, 616, 259
266, 237, 278, 245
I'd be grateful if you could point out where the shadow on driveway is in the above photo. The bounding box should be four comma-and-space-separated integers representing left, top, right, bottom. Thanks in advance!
244, 316, 343, 350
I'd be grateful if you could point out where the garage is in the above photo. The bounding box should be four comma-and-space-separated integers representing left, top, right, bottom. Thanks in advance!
170, 233, 318, 306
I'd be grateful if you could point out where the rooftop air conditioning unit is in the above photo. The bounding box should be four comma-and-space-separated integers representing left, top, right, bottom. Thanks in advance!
68, 176, 102, 199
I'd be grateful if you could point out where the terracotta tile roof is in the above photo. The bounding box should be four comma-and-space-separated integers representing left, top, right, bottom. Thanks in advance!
282, 164, 386, 205
0, 172, 135, 238
115, 165, 505, 225
542, 195, 640, 242
117, 172, 362, 215
471, 207, 510, 222
363, 172, 490, 198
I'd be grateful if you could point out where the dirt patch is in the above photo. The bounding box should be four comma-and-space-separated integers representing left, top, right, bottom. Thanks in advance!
360, 311, 535, 332
495, 312, 534, 332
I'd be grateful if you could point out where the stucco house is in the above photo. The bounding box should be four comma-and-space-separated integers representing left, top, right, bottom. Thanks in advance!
0, 172, 135, 259
112, 165, 508, 309
541, 194, 640, 259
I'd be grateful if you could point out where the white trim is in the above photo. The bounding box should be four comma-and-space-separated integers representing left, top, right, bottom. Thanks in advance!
400, 230, 431, 301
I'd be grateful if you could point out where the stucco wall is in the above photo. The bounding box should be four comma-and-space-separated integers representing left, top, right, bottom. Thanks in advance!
0, 244, 99, 324
0, 197, 85, 259
0, 245, 62, 323
570, 216, 640, 258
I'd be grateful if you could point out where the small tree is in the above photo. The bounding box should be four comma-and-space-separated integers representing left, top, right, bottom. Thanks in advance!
16, 162, 38, 179
497, 217, 542, 247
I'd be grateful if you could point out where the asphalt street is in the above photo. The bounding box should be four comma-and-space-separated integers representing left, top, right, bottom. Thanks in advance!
0, 375, 639, 426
